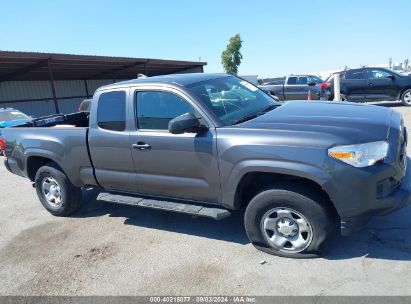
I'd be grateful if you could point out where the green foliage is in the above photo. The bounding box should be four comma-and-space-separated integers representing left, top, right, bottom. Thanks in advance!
221, 34, 243, 75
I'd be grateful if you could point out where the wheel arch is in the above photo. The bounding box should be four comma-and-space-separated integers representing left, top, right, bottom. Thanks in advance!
222, 160, 339, 220
26, 155, 61, 181
400, 87, 411, 100
235, 172, 336, 212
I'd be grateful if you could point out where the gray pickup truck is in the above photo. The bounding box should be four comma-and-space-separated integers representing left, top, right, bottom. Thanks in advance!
259, 75, 323, 101
2, 73, 411, 258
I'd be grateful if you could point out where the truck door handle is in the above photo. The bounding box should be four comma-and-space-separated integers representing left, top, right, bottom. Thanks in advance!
368, 82, 373, 86
132, 142, 151, 150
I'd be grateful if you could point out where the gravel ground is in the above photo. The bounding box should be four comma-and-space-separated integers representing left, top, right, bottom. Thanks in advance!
0, 101, 410, 296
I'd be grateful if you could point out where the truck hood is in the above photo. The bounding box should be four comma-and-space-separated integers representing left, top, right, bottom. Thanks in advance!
239, 101, 392, 143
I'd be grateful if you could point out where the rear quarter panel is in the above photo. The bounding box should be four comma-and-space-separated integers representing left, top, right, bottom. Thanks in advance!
3, 127, 94, 187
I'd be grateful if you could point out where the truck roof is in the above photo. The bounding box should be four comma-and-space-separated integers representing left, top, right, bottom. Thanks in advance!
287, 74, 321, 77
98, 73, 228, 91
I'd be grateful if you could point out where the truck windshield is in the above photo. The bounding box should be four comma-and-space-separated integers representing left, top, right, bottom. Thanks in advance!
187, 76, 279, 126
311, 76, 323, 83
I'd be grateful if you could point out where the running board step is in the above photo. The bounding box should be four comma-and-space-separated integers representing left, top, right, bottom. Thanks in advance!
97, 192, 231, 220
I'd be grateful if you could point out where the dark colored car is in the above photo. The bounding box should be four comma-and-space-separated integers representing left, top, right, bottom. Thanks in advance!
0, 108, 31, 155
259, 75, 323, 101
320, 67, 411, 105
2, 73, 410, 258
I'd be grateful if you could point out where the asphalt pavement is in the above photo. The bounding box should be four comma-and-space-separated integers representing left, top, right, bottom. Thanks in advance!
0, 101, 410, 296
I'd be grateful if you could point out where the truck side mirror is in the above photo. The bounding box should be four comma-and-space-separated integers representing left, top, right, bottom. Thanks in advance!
268, 90, 278, 97
168, 113, 201, 134
268, 91, 280, 102
307, 80, 316, 86
387, 75, 395, 80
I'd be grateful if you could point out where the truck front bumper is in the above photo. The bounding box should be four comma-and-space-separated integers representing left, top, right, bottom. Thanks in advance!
340, 159, 411, 236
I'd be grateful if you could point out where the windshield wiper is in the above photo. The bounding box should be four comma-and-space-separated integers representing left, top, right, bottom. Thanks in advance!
259, 104, 278, 113
232, 104, 279, 125
232, 113, 261, 125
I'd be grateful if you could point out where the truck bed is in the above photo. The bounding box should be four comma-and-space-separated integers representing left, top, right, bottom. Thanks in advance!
2, 111, 95, 188
15, 111, 89, 128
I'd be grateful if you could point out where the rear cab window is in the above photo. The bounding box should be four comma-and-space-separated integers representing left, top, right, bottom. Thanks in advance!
97, 91, 126, 131
287, 77, 297, 85
345, 70, 365, 80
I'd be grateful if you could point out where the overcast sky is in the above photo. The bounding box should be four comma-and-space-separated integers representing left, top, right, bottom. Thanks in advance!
1, 0, 410, 78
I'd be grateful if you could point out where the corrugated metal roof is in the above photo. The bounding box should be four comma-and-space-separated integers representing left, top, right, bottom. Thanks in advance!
0, 50, 206, 82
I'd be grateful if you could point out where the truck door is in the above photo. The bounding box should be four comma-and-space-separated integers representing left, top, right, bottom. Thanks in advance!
365, 69, 398, 100
129, 87, 221, 204
283, 76, 300, 100
88, 89, 137, 192
342, 70, 367, 101
296, 76, 312, 99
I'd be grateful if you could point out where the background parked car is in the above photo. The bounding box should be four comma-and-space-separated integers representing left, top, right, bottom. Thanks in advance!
0, 107, 31, 155
258, 75, 323, 101
320, 67, 411, 105
78, 99, 92, 112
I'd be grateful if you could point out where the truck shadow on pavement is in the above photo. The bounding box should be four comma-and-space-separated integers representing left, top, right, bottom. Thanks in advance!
76, 189, 411, 260
76, 188, 250, 245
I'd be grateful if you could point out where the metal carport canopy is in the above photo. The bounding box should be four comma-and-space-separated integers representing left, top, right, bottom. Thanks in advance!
0, 50, 207, 82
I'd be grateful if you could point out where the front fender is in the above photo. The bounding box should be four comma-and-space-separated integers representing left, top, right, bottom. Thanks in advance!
221, 159, 335, 209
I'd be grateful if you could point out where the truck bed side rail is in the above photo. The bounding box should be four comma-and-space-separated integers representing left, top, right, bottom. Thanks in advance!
15, 112, 89, 128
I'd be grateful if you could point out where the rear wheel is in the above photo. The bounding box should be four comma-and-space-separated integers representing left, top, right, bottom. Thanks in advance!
401, 89, 411, 106
244, 183, 337, 258
35, 164, 82, 216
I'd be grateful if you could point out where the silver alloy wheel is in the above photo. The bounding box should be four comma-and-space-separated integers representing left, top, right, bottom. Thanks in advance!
42, 177, 63, 207
261, 207, 313, 253
403, 91, 411, 105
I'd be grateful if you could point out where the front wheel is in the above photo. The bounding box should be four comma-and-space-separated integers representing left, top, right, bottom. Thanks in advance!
35, 164, 82, 216
244, 183, 337, 258
401, 89, 411, 106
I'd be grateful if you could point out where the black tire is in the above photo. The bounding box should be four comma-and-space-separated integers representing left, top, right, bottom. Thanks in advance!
35, 163, 82, 216
401, 89, 411, 106
244, 183, 337, 258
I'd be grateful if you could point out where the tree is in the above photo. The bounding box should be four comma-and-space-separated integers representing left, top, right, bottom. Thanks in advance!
405, 58, 409, 71
221, 34, 243, 75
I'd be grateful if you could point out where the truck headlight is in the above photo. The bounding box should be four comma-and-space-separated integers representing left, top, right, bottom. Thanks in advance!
328, 141, 389, 167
